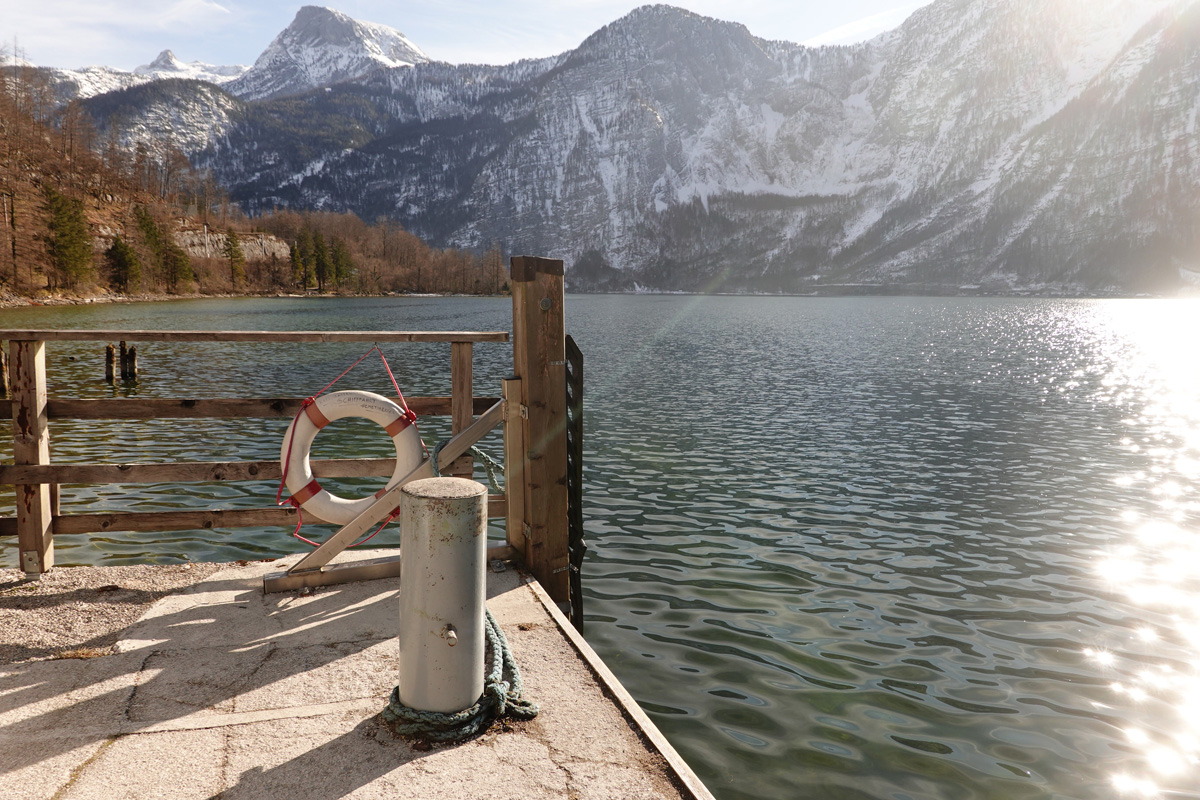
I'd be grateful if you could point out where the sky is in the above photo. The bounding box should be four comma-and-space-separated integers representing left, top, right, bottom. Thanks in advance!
4, 1, 934, 72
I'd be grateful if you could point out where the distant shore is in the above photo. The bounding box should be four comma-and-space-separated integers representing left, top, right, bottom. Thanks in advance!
0, 288, 508, 310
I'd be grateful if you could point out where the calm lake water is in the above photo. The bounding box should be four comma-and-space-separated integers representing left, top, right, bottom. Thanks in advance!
2, 295, 1199, 800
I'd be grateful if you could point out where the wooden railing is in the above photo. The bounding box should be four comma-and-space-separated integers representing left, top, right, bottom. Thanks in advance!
0, 256, 573, 606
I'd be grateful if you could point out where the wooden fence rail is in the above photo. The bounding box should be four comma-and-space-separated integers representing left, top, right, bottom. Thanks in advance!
0, 258, 575, 611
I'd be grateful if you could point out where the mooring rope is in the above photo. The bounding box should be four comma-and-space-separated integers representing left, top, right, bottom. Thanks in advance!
382, 608, 539, 742
429, 439, 504, 491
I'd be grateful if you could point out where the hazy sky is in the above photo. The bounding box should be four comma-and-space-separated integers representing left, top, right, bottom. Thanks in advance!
5, 1, 934, 71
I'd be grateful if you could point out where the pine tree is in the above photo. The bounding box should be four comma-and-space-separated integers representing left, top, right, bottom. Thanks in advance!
289, 243, 303, 286
223, 227, 246, 289
330, 236, 354, 290
42, 186, 92, 290
105, 235, 140, 293
162, 239, 193, 292
312, 231, 331, 292
133, 205, 193, 292
296, 227, 314, 291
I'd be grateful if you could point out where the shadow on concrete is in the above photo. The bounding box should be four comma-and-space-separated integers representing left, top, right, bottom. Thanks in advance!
0, 560, 523, 793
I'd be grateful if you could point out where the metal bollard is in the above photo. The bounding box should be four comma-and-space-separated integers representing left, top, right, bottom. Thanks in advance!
397, 477, 487, 713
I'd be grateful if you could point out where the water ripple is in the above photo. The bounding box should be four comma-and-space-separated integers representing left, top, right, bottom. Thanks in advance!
4, 296, 1200, 800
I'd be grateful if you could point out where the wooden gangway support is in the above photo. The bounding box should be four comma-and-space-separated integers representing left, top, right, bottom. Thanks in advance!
1, 259, 580, 616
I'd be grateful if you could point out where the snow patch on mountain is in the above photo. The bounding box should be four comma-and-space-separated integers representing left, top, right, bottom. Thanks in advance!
134, 50, 248, 85
226, 5, 429, 101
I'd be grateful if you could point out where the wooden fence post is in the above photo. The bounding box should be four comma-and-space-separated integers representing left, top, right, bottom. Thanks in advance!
450, 341, 474, 478
510, 256, 569, 603
11, 340, 53, 574
0, 343, 9, 397
502, 377, 526, 560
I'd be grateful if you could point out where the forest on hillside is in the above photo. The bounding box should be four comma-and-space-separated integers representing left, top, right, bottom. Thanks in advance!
0, 65, 509, 301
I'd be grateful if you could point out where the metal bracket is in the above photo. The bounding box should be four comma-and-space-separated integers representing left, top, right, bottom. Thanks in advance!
519, 405, 529, 419
21, 551, 40, 573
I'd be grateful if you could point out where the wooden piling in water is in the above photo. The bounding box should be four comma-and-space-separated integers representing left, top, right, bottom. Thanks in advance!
119, 341, 128, 380
105, 344, 115, 383
127, 345, 138, 379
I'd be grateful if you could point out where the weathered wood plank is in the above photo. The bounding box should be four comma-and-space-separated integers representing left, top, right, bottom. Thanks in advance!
287, 400, 504, 574
0, 330, 508, 343
451, 341, 474, 478
502, 377, 527, 560
11, 340, 53, 574
263, 545, 517, 593
0, 396, 499, 420
0, 496, 507, 536
511, 256, 570, 602
0, 458, 402, 485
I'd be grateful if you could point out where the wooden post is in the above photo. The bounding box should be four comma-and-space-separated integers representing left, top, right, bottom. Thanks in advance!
510, 256, 569, 602
119, 340, 129, 379
450, 341, 473, 478
127, 345, 138, 379
502, 377, 527, 561
0, 343, 9, 397
104, 344, 115, 383
11, 340, 53, 574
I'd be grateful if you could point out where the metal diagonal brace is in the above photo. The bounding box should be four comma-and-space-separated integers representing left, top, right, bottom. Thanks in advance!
263, 400, 505, 593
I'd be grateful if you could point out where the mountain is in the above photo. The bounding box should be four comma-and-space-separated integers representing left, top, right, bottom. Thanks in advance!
79, 0, 1200, 294
225, 5, 430, 101
134, 50, 248, 85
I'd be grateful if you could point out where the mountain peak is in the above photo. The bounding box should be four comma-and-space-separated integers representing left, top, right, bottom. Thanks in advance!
130, 49, 247, 84
227, 5, 429, 101
147, 50, 182, 70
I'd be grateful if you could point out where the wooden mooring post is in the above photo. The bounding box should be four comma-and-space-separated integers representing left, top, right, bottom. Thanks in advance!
104, 344, 115, 383
509, 256, 570, 604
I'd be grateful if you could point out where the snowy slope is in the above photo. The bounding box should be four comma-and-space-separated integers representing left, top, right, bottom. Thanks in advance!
226, 5, 429, 101
87, 0, 1200, 294
134, 50, 248, 85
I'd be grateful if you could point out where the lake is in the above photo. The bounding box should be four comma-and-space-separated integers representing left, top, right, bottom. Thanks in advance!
2, 295, 1199, 800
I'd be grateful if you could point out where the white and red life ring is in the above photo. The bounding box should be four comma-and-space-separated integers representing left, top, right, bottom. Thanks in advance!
280, 390, 423, 525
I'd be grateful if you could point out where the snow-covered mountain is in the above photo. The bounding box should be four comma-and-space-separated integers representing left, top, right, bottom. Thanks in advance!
78, 0, 1200, 294
134, 50, 248, 85
225, 5, 429, 101
9, 54, 246, 102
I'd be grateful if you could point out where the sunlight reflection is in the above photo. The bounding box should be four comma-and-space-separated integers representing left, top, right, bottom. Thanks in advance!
1089, 301, 1200, 797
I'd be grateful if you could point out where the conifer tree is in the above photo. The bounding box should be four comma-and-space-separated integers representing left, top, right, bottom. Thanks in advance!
223, 227, 246, 289
133, 205, 192, 293
312, 231, 331, 292
105, 235, 140, 293
330, 236, 354, 290
162, 239, 193, 292
42, 186, 92, 289
296, 227, 314, 291
289, 243, 303, 286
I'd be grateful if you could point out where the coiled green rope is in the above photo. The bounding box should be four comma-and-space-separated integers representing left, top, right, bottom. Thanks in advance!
429, 439, 504, 490
382, 608, 539, 742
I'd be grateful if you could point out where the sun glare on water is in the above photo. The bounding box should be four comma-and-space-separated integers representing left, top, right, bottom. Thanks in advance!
1085, 300, 1200, 798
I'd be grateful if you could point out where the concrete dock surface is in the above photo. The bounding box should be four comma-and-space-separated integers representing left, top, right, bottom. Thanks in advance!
0, 550, 713, 799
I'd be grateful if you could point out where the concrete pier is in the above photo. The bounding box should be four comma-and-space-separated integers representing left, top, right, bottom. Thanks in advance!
0, 550, 713, 800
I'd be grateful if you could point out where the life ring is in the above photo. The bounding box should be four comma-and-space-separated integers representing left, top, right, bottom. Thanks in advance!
280, 390, 423, 525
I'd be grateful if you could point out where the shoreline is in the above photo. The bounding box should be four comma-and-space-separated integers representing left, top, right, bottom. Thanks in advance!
0, 288, 509, 310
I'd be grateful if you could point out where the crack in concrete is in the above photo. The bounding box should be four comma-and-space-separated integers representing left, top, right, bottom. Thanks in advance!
48, 736, 120, 800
